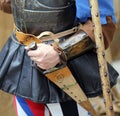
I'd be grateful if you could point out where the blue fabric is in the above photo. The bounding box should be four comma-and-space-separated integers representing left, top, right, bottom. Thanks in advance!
16, 96, 34, 116
76, 0, 116, 24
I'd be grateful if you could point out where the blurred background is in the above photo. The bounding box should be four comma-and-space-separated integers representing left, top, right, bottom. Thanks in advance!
0, 0, 120, 116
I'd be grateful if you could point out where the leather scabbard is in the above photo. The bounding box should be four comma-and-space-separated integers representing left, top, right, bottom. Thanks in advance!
46, 66, 96, 115
15, 29, 96, 115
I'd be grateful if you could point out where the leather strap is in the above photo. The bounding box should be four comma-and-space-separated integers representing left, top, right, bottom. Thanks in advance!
15, 31, 42, 46
15, 25, 80, 46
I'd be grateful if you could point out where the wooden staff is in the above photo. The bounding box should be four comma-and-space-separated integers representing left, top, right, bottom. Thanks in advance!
89, 0, 114, 116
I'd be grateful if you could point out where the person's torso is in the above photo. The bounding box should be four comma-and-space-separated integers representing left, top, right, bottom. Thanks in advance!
11, 0, 76, 35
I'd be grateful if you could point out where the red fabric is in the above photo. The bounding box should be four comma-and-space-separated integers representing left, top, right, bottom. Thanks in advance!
13, 96, 19, 116
25, 99, 45, 116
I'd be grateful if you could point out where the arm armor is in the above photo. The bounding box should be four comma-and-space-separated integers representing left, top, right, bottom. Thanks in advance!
59, 30, 95, 61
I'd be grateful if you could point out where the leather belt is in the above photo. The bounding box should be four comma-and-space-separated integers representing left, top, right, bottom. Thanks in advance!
15, 26, 80, 46
14, 26, 96, 115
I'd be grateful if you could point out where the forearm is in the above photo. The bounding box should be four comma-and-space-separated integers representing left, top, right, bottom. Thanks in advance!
0, 0, 11, 13
81, 17, 116, 49
54, 17, 116, 62
58, 30, 95, 60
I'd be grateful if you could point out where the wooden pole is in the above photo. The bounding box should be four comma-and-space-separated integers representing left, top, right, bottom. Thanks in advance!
89, 0, 114, 116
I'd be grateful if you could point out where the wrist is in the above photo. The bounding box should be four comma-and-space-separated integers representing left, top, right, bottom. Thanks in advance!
51, 43, 67, 65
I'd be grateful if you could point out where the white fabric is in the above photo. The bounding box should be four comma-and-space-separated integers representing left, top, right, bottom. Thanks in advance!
45, 106, 51, 116
77, 104, 88, 116
15, 98, 27, 116
47, 103, 63, 116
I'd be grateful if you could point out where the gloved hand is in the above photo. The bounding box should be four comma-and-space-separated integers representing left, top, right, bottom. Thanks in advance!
25, 43, 60, 70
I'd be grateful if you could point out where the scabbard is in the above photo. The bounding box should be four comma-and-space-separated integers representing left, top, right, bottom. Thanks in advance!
46, 66, 96, 115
